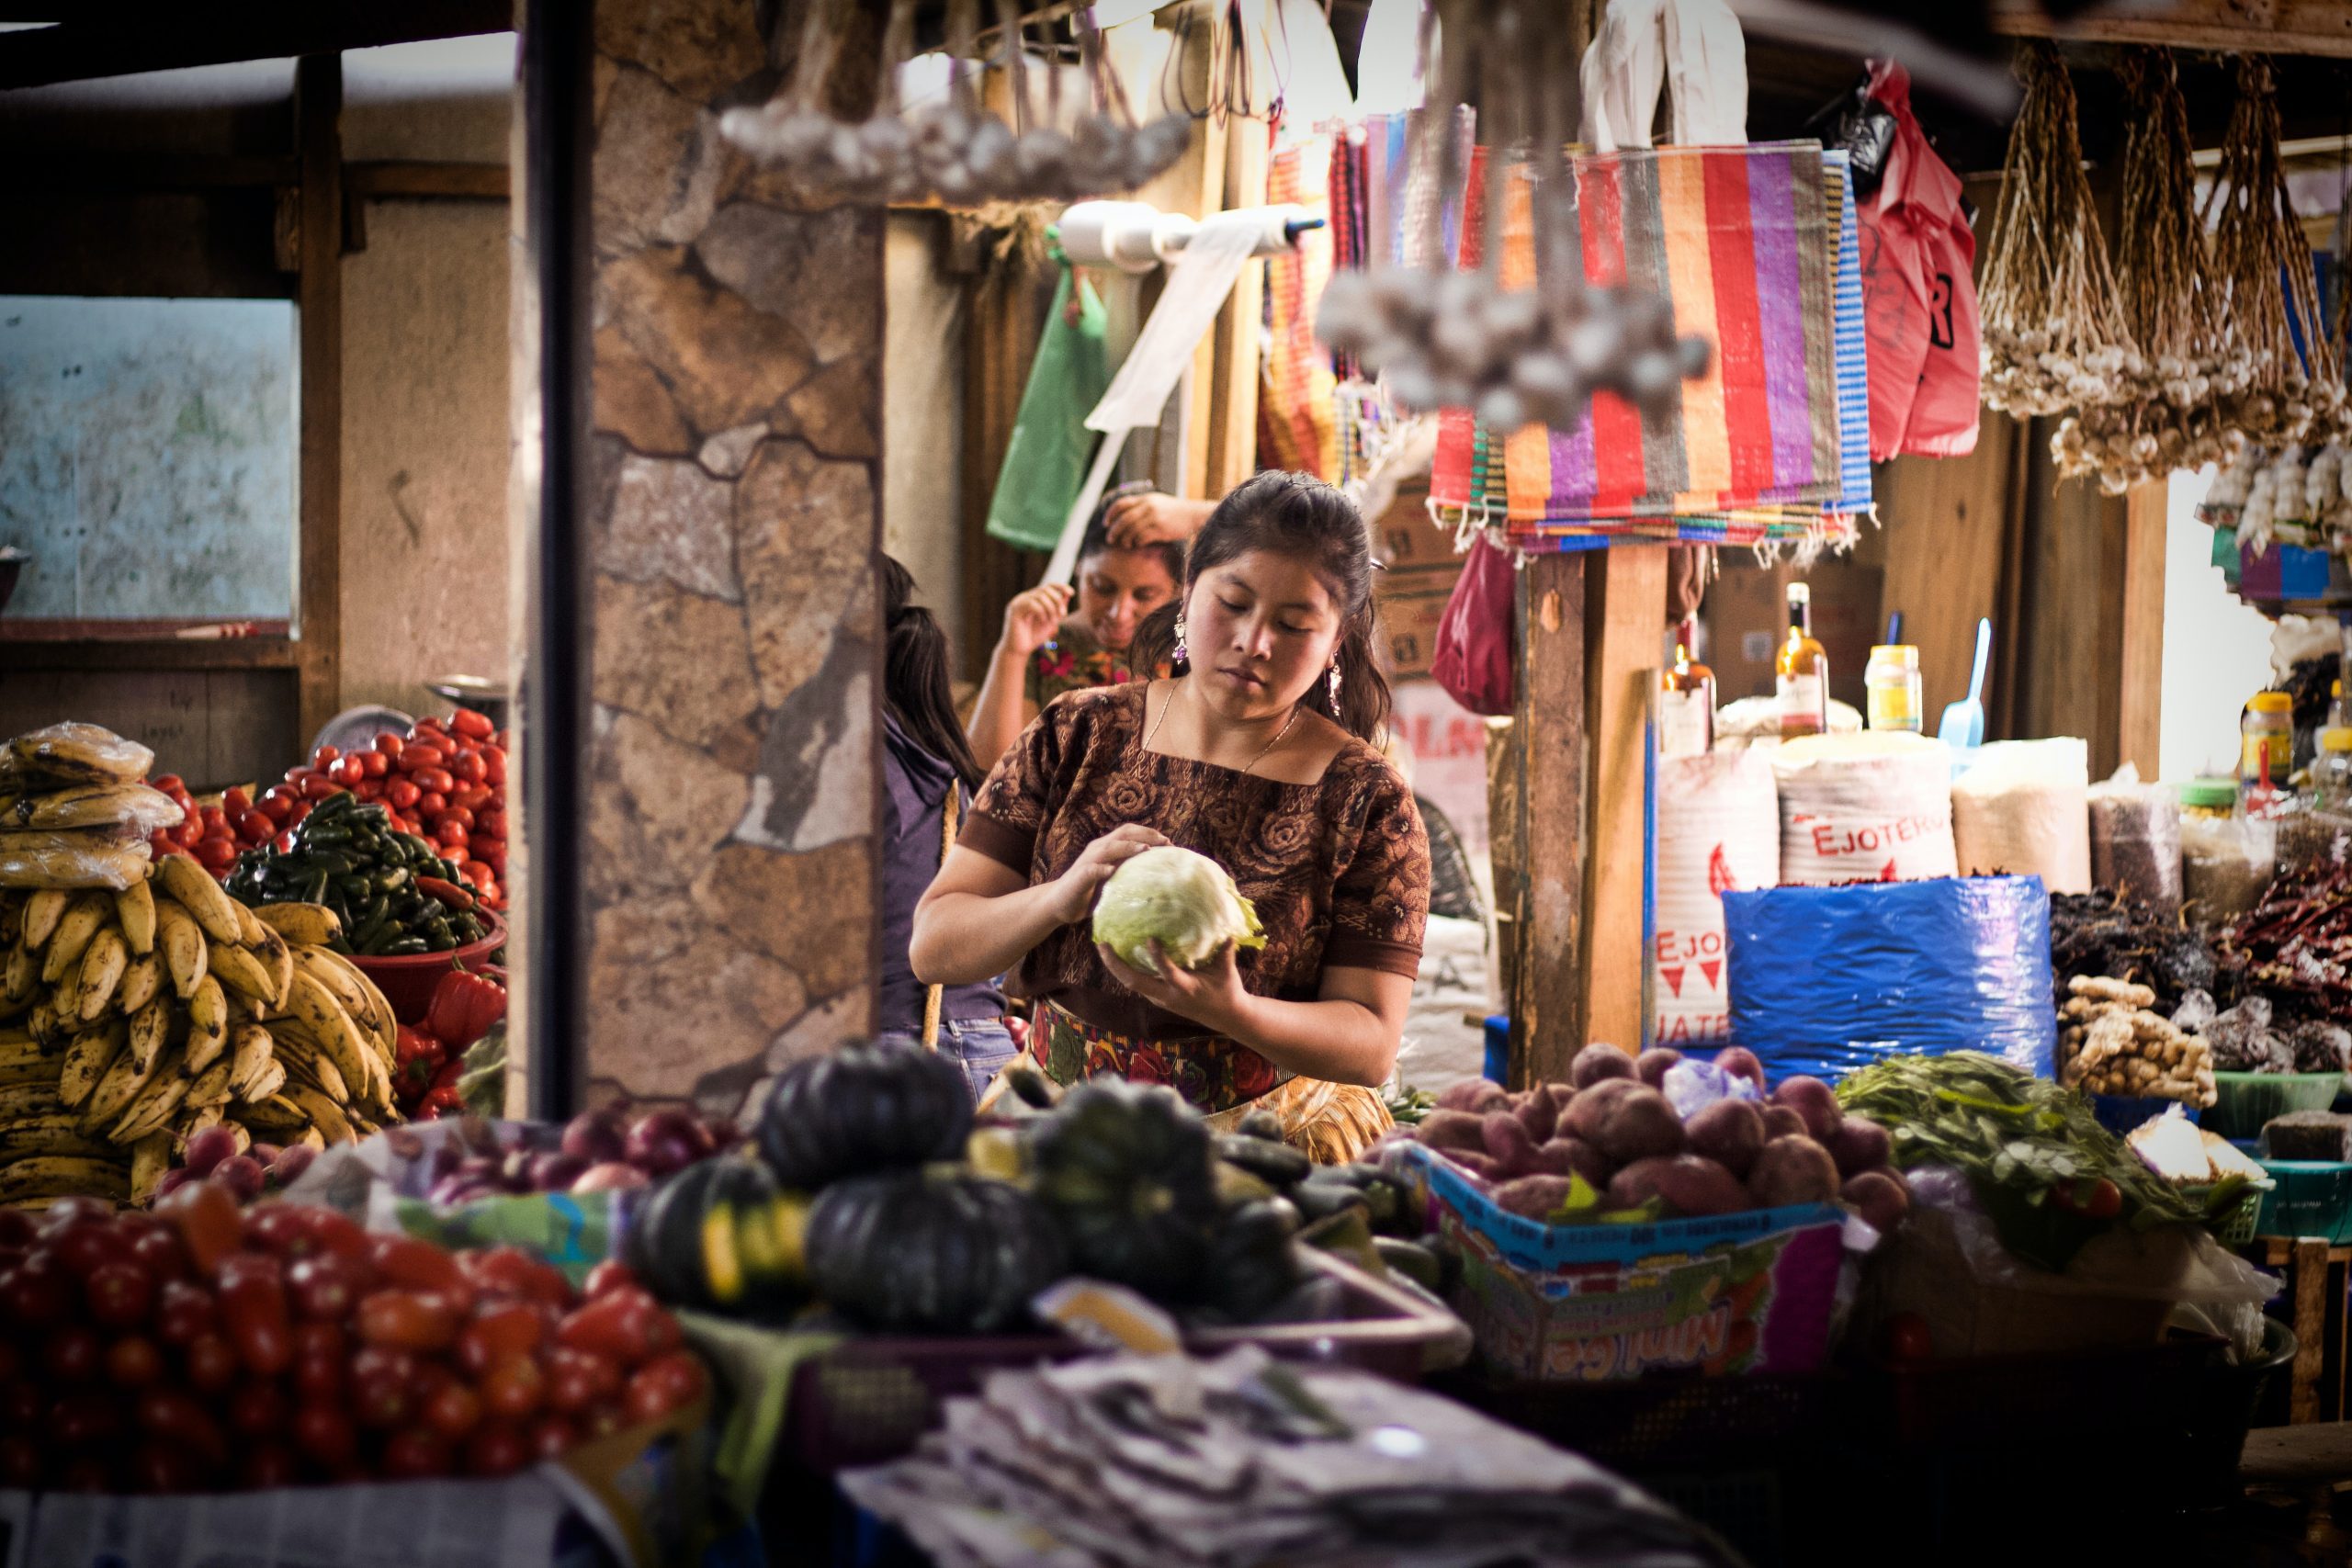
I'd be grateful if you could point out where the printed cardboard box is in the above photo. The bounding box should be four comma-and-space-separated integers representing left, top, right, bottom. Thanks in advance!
1388, 1141, 1846, 1382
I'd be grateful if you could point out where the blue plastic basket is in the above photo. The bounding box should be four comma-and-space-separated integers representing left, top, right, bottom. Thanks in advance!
2087, 1094, 2200, 1137
2253, 1160, 2352, 1243
1483, 1015, 1509, 1085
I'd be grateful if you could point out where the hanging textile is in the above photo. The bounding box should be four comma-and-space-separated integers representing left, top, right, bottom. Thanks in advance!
1259, 126, 1340, 479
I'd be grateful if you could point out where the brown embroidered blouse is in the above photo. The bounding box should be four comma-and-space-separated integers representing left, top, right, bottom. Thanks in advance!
961, 682, 1431, 1042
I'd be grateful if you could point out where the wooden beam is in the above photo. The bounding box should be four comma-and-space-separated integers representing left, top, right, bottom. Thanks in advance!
1510, 551, 1587, 1089
0, 637, 302, 672
2116, 479, 2167, 780
0, 154, 297, 192
295, 54, 344, 752
0, 0, 513, 89
1990, 0, 2352, 58
1581, 545, 1666, 1055
345, 161, 510, 200
1204, 117, 1270, 496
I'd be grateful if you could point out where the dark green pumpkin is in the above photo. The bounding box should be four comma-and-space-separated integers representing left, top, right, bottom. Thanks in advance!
1028, 1080, 1220, 1300
755, 1038, 974, 1190
1200, 1198, 1305, 1323
628, 1156, 808, 1318
805, 1169, 1066, 1333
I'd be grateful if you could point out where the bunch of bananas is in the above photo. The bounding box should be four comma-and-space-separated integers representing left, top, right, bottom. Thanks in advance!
0, 854, 401, 1208
0, 722, 184, 892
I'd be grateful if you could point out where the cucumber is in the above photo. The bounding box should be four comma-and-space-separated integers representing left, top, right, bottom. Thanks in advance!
1216, 1134, 1310, 1188
380, 936, 428, 955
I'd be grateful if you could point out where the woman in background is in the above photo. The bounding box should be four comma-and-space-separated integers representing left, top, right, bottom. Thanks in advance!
876, 558, 1015, 1100
966, 485, 1188, 771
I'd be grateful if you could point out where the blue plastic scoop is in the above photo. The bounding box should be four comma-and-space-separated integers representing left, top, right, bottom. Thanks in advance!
1939, 618, 1991, 749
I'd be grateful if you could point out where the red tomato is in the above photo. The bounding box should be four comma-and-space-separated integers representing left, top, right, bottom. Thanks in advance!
158, 1179, 243, 1273
349, 1365, 413, 1430
412, 767, 456, 795
451, 708, 495, 740
126, 1224, 187, 1281
387, 778, 422, 809
131, 1441, 205, 1495
464, 1421, 529, 1478
153, 773, 185, 795
293, 1402, 359, 1473
312, 745, 341, 765
356, 1289, 459, 1351
226, 1379, 288, 1436
285, 799, 312, 828
154, 1280, 217, 1346
49, 1391, 124, 1448
459, 1300, 545, 1374
368, 1235, 469, 1298
423, 1379, 483, 1439
480, 1352, 545, 1420
557, 1289, 678, 1364
223, 785, 253, 817
479, 808, 508, 839
400, 745, 446, 772
462, 1246, 568, 1308
377, 732, 406, 758
300, 773, 341, 801
284, 765, 317, 787
451, 750, 488, 784
52, 1222, 126, 1278
381, 1427, 452, 1479
106, 1335, 165, 1389
354, 778, 384, 802
417, 790, 448, 819
580, 1259, 639, 1301
359, 750, 389, 778
174, 819, 203, 850
239, 1443, 300, 1490
237, 809, 277, 842
241, 1202, 315, 1258
450, 784, 493, 813
181, 1332, 238, 1395
288, 1254, 366, 1322
0, 1258, 73, 1329
293, 1319, 346, 1401
194, 836, 238, 871
275, 831, 296, 853
528, 1414, 578, 1461
85, 1259, 155, 1328
623, 1352, 707, 1424
215, 1253, 291, 1374
199, 805, 230, 836
258, 790, 296, 823
545, 1347, 621, 1413
434, 818, 468, 849
47, 1325, 102, 1382
135, 1387, 227, 1465
481, 746, 508, 785
433, 806, 476, 835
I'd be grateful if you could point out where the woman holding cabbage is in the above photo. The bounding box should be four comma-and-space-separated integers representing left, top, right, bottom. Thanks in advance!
912, 471, 1429, 1162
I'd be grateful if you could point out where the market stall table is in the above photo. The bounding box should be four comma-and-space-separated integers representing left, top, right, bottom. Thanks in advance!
2260, 1236, 2352, 1423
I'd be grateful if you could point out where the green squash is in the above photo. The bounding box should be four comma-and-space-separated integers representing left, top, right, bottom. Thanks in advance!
805, 1169, 1066, 1333
1200, 1198, 1305, 1324
628, 1155, 808, 1318
755, 1038, 974, 1190
1029, 1080, 1221, 1300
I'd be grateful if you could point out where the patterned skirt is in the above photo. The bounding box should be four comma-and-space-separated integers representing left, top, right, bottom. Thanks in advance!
1018, 1000, 1394, 1165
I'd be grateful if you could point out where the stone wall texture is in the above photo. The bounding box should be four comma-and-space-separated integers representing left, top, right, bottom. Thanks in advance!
587, 0, 879, 1111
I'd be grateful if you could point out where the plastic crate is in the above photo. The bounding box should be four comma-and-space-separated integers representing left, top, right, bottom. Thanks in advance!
2206, 1071, 2343, 1138
2204, 1187, 2262, 1247
780, 1249, 1465, 1471
2252, 1159, 2352, 1242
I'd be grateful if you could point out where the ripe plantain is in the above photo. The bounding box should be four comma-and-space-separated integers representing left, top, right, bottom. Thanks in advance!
50, 964, 83, 1028
187, 1058, 233, 1111
226, 1023, 277, 1102
0, 896, 18, 949
0, 1035, 58, 1087
74, 926, 128, 1025
237, 1057, 287, 1106
111, 878, 156, 956
154, 898, 206, 1000
253, 902, 339, 948
115, 953, 161, 1018
39, 895, 107, 985
2, 943, 37, 1010
154, 853, 243, 944
124, 997, 169, 1077
184, 975, 229, 1075
130, 1132, 171, 1205
207, 942, 279, 1009
57, 1022, 125, 1109
110, 1069, 190, 1145
273, 1032, 348, 1105
21, 783, 179, 832
20, 890, 67, 952
0, 1112, 118, 1160
24, 997, 68, 1049
82, 1038, 172, 1135
280, 973, 375, 1111
233, 1092, 306, 1131
0, 1082, 62, 1121
294, 947, 395, 1065
284, 1085, 355, 1145
0, 1156, 128, 1205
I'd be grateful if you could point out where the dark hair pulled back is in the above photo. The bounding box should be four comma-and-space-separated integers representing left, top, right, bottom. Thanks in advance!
1132, 470, 1391, 743
880, 556, 985, 794
1077, 483, 1186, 587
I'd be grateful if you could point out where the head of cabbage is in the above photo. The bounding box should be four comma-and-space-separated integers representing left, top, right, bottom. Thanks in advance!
1091, 845, 1265, 976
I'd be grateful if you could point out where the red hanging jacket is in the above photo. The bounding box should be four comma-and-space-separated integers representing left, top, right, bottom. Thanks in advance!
1859, 61, 1981, 460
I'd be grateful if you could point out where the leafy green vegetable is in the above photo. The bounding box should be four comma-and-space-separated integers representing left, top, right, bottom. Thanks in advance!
1091, 845, 1265, 975
1835, 1052, 2211, 1270
1385, 1085, 1437, 1126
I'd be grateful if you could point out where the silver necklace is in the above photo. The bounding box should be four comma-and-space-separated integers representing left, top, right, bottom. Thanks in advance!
1144, 677, 1300, 778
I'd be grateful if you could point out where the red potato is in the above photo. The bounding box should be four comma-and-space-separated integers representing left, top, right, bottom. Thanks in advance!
1584, 1085, 1687, 1165
1416, 1111, 1487, 1156
1747, 1135, 1843, 1208
1442, 1149, 1504, 1181
1714, 1047, 1766, 1088
1770, 1077, 1842, 1140
1634, 1048, 1684, 1088
1824, 1116, 1894, 1179
1482, 1111, 1538, 1174
1570, 1045, 1636, 1089
1611, 1155, 1750, 1217
1530, 1139, 1582, 1178
1761, 1104, 1809, 1141
1436, 1079, 1510, 1114
1546, 1082, 1579, 1110
1685, 1099, 1767, 1179
1516, 1089, 1559, 1145
1564, 1077, 1644, 1144
1492, 1175, 1577, 1220
1841, 1169, 1911, 1235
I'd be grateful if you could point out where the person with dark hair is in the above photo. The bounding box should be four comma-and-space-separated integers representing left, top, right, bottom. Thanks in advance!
877, 557, 1014, 1100
914, 472, 1430, 1162
966, 482, 1187, 771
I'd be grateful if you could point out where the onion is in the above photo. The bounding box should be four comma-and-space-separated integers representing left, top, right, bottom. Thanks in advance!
184, 1126, 240, 1178
626, 1108, 706, 1178
270, 1145, 317, 1186
529, 1152, 589, 1192
153, 1168, 193, 1201
209, 1156, 266, 1201
571, 1162, 650, 1195
561, 1112, 628, 1165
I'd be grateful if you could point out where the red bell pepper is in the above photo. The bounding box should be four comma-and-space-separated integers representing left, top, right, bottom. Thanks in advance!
395, 1025, 447, 1101
419, 1086, 468, 1119
424, 968, 505, 1051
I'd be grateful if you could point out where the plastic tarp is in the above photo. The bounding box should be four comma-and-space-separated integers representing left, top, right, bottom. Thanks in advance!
1721, 874, 2056, 1081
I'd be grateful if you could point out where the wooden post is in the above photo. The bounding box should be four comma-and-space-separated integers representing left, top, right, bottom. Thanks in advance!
1510, 552, 1586, 1088
2116, 479, 2167, 778
1204, 117, 1269, 496
294, 54, 344, 751
1582, 546, 1667, 1052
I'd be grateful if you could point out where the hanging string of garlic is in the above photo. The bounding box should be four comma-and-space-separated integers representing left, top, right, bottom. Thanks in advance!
2202, 56, 2344, 452
718, 0, 1190, 207
2058, 51, 2224, 492
1314, 0, 1707, 434
1979, 43, 2140, 419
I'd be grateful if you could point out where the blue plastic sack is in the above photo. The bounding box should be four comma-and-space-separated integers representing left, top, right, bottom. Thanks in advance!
1721, 874, 2054, 1082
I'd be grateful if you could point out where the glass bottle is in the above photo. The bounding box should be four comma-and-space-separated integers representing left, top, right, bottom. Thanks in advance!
1774, 582, 1829, 738
2240, 691, 2293, 817
2314, 728, 2352, 811
1659, 619, 1715, 758
1864, 645, 1923, 733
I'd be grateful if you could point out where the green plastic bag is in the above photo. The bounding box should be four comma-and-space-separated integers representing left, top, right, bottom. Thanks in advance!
986, 264, 1109, 552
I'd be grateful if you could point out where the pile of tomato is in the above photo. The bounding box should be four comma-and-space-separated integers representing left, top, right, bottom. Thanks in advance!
0, 1187, 702, 1493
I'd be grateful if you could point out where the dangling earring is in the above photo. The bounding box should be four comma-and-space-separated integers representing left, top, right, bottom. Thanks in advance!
1172, 615, 1190, 676
1327, 659, 1343, 713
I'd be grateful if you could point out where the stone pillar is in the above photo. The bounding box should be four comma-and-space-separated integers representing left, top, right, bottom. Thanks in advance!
579, 0, 880, 1111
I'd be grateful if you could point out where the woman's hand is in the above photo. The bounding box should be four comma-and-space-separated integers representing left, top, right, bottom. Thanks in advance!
1104, 491, 1212, 548
1046, 824, 1168, 926
1097, 939, 1250, 1035
997, 583, 1072, 660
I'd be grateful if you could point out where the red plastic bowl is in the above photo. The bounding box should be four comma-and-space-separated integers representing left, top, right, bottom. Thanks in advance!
346, 908, 506, 1025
